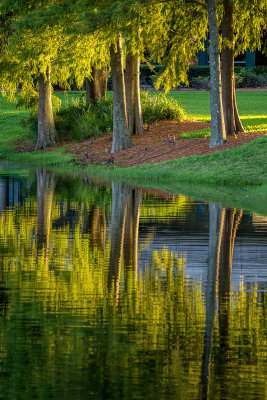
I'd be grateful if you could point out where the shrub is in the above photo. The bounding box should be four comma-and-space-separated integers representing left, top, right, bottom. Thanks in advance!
188, 66, 267, 88
56, 97, 113, 141
190, 76, 210, 89
235, 69, 267, 88
141, 91, 186, 123
21, 92, 186, 142
56, 92, 186, 140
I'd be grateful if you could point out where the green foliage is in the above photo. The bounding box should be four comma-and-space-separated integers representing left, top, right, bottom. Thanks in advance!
188, 66, 210, 79
58, 97, 113, 141
180, 128, 211, 139
139, 66, 267, 89
22, 92, 186, 141
235, 69, 267, 88
16, 89, 61, 116
139, 64, 164, 85
190, 76, 210, 89
141, 91, 186, 123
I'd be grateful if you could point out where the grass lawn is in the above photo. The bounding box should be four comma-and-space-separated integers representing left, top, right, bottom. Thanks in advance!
54, 89, 267, 132
168, 90, 267, 137
0, 94, 73, 165
0, 90, 266, 186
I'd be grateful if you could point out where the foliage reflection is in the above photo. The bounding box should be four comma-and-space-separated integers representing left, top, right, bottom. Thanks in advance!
0, 174, 265, 400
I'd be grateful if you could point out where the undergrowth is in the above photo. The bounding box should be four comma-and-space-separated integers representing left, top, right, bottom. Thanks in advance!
22, 91, 186, 142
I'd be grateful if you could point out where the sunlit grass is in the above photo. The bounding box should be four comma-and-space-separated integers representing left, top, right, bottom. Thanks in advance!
169, 90, 267, 133
0, 91, 266, 188
180, 127, 211, 139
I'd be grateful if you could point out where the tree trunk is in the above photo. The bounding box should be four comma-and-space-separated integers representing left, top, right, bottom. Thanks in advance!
85, 66, 108, 105
207, 0, 227, 148
36, 66, 57, 150
233, 88, 244, 132
221, 0, 244, 135
125, 53, 144, 135
110, 34, 132, 153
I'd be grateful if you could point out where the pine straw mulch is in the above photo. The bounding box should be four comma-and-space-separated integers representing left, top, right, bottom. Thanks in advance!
15, 119, 266, 167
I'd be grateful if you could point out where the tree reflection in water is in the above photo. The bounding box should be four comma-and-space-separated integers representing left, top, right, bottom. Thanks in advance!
0, 174, 265, 400
201, 204, 243, 400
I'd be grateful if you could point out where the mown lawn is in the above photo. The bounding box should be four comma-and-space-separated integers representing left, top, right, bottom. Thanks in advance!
0, 90, 266, 181
168, 90, 267, 137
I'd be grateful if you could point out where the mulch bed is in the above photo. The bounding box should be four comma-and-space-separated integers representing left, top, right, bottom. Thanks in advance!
15, 119, 266, 167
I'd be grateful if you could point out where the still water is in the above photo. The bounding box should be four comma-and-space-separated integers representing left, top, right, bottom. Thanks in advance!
0, 169, 266, 400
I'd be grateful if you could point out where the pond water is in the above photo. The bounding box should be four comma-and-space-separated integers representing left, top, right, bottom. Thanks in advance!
0, 169, 266, 400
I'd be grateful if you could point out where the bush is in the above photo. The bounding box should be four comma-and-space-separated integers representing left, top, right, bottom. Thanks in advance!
188, 66, 210, 80
57, 92, 186, 140
190, 76, 210, 89
235, 69, 267, 88
141, 91, 186, 123
188, 66, 267, 88
56, 96, 113, 141
22, 92, 186, 142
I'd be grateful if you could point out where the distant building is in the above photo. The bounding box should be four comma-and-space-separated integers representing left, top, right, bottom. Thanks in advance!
198, 34, 267, 67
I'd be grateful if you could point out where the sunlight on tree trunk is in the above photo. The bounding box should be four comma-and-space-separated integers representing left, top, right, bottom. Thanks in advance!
125, 53, 144, 136
110, 35, 132, 153
36, 66, 57, 150
207, 0, 226, 148
221, 0, 244, 135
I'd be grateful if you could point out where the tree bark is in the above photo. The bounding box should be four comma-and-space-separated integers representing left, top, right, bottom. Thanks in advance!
110, 34, 132, 153
125, 53, 144, 135
207, 0, 227, 148
36, 66, 57, 150
221, 0, 244, 135
85, 66, 108, 105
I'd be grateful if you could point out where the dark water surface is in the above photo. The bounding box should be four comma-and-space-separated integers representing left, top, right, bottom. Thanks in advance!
0, 169, 266, 400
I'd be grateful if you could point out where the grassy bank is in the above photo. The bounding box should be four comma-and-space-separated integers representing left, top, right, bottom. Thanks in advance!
0, 90, 266, 191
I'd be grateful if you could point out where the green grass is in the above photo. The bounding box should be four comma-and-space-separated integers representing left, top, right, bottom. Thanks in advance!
180, 127, 211, 139
0, 95, 72, 165
0, 90, 266, 192
169, 90, 267, 133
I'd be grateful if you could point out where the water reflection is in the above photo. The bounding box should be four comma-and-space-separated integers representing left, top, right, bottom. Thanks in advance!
37, 169, 57, 253
201, 205, 243, 399
0, 171, 265, 400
